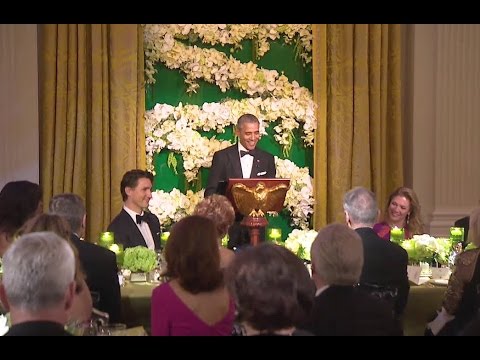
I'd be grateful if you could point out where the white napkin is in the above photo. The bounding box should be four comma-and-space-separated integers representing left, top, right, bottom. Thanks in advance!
426, 307, 455, 335
0, 314, 9, 336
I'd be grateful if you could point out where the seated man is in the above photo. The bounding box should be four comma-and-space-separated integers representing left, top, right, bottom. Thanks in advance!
306, 224, 402, 336
0, 231, 76, 336
108, 169, 161, 250
343, 186, 410, 319
49, 193, 122, 323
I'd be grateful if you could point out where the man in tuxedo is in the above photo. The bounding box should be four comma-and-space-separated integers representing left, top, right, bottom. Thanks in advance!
0, 232, 76, 336
205, 114, 276, 249
108, 169, 161, 250
49, 193, 122, 323
305, 224, 402, 336
343, 186, 410, 319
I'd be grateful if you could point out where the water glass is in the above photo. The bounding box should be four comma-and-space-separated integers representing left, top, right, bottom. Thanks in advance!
97, 323, 127, 336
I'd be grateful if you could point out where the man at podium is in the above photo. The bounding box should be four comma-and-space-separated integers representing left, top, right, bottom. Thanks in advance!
205, 113, 276, 250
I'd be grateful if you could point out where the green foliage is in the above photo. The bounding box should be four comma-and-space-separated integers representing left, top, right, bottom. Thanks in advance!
122, 246, 157, 272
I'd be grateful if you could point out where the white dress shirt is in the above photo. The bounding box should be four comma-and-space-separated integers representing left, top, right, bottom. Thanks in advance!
123, 206, 155, 250
238, 143, 253, 178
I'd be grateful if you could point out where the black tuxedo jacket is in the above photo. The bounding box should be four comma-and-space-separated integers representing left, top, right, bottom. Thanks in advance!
455, 216, 470, 247
304, 285, 402, 336
71, 234, 122, 323
355, 227, 410, 317
4, 321, 73, 336
107, 209, 161, 250
205, 144, 276, 196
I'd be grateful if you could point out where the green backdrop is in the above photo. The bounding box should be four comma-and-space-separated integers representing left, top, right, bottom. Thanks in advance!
145, 39, 313, 240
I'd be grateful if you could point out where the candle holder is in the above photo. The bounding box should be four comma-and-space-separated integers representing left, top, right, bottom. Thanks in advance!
108, 243, 124, 266
160, 231, 170, 248
99, 232, 114, 248
449, 227, 464, 245
267, 228, 282, 242
390, 226, 405, 244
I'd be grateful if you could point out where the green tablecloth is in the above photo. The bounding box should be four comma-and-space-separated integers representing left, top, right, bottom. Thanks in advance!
121, 281, 156, 334
120, 281, 447, 336
402, 283, 446, 336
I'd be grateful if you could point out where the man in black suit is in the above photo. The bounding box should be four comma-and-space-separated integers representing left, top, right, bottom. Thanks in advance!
305, 224, 402, 336
455, 215, 470, 248
205, 114, 276, 250
108, 169, 161, 250
343, 186, 410, 319
0, 232, 76, 336
49, 193, 122, 323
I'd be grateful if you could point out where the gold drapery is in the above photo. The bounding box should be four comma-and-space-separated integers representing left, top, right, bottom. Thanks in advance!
312, 24, 403, 227
39, 24, 146, 241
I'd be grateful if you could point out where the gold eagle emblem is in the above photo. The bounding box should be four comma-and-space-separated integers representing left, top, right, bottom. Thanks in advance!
231, 182, 289, 217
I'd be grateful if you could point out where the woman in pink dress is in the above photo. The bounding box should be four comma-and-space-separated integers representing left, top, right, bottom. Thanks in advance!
373, 186, 423, 241
151, 215, 235, 336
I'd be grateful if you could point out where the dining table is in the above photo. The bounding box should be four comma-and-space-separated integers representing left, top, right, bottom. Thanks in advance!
120, 279, 447, 336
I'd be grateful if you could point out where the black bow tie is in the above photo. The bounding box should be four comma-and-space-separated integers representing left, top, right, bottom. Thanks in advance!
136, 214, 145, 224
240, 150, 254, 157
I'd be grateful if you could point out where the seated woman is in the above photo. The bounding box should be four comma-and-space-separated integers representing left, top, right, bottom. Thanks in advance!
427, 207, 480, 336
193, 194, 235, 270
373, 186, 423, 240
225, 243, 316, 336
18, 214, 93, 324
151, 215, 235, 336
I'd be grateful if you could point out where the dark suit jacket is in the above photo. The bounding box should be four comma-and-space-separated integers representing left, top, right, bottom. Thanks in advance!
455, 216, 470, 247
205, 144, 276, 249
205, 144, 276, 196
107, 209, 161, 250
304, 285, 402, 336
355, 227, 410, 317
5, 321, 72, 336
71, 234, 122, 323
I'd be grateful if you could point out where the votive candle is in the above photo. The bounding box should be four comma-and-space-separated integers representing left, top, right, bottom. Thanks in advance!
390, 226, 405, 243
267, 228, 282, 242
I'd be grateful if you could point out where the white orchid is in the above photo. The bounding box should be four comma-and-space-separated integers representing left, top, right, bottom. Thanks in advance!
284, 229, 318, 261
149, 189, 205, 229
144, 24, 312, 84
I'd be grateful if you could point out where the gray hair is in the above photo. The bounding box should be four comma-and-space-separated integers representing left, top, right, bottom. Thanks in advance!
236, 113, 259, 130
2, 231, 75, 311
311, 224, 364, 285
343, 187, 378, 226
48, 193, 85, 233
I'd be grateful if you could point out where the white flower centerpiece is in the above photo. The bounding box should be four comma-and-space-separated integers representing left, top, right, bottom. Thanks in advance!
400, 234, 453, 284
284, 228, 318, 262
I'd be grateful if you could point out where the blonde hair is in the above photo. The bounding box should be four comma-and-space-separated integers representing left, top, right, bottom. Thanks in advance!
384, 187, 423, 235
18, 214, 85, 293
311, 223, 364, 285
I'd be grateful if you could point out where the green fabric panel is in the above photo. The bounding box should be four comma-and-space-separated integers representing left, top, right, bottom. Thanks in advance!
146, 38, 313, 240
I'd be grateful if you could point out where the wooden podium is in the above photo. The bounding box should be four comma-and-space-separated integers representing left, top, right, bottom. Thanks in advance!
226, 178, 290, 246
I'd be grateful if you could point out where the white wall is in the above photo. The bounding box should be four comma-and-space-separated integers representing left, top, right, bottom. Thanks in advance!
0, 24, 39, 190
405, 24, 480, 236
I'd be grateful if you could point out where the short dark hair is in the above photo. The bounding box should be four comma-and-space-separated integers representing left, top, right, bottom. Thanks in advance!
0, 181, 42, 235
226, 243, 315, 332
120, 169, 154, 201
236, 114, 259, 130
163, 215, 223, 294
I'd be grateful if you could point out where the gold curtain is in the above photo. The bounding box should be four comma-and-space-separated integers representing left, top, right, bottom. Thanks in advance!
39, 24, 146, 241
312, 24, 403, 228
